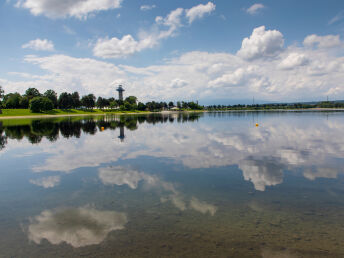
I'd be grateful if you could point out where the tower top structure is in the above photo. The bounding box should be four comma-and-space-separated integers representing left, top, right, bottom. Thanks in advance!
116, 85, 125, 101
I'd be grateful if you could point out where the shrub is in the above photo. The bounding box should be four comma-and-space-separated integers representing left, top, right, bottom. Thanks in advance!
29, 97, 54, 113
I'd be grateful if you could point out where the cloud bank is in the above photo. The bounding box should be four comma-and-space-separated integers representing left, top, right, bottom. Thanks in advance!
15, 0, 122, 19
93, 2, 215, 59
22, 39, 55, 51
3, 27, 344, 103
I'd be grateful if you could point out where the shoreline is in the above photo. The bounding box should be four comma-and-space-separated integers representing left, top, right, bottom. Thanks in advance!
0, 108, 344, 120
0, 110, 204, 120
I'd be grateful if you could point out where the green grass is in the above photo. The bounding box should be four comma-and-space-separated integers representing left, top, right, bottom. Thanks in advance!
0, 109, 149, 118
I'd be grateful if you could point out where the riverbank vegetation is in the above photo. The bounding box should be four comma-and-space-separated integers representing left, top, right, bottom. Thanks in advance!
0, 86, 203, 116
207, 101, 344, 111
1, 86, 344, 118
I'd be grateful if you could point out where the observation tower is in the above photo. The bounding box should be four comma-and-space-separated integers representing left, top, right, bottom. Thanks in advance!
116, 85, 125, 101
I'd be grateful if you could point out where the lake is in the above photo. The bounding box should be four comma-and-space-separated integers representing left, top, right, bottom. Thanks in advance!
0, 112, 344, 257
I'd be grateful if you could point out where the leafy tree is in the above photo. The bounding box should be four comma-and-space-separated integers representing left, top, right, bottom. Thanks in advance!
0, 86, 4, 110
4, 93, 22, 109
137, 102, 146, 111
188, 101, 203, 110
29, 97, 54, 113
124, 101, 132, 111
20, 96, 30, 108
44, 90, 58, 108
96, 97, 110, 109
25, 88, 41, 100
58, 92, 73, 109
0, 86, 4, 101
109, 100, 119, 109
71, 92, 81, 108
81, 94, 96, 109
168, 101, 174, 108
177, 101, 181, 109
125, 96, 137, 105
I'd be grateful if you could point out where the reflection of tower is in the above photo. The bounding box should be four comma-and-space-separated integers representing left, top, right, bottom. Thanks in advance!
116, 85, 125, 101
118, 126, 125, 142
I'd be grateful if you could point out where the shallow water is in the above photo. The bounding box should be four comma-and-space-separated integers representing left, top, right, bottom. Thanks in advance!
0, 112, 344, 257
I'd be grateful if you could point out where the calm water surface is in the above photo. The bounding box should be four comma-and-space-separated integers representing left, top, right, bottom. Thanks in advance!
1, 112, 344, 257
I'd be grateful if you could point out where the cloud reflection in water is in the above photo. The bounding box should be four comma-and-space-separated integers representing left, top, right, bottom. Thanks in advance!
28, 207, 127, 248
2, 114, 344, 192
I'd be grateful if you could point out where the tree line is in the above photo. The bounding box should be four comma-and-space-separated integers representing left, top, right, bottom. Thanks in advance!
0, 113, 202, 149
0, 86, 204, 112
207, 101, 344, 110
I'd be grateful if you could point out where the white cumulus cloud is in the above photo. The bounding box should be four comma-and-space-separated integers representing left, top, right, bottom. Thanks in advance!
22, 38, 55, 51
93, 3, 215, 59
140, 4, 156, 11
237, 26, 284, 60
4, 27, 344, 102
15, 0, 122, 19
185, 2, 216, 24
303, 34, 342, 49
246, 3, 265, 15
93, 35, 149, 59
278, 52, 309, 70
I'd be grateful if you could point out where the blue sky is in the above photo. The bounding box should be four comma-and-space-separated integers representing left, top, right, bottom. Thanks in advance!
1, 0, 344, 104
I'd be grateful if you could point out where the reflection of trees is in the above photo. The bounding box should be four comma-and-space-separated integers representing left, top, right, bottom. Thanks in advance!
0, 113, 202, 149
60, 120, 81, 138
32, 120, 59, 142
81, 119, 97, 135
4, 125, 30, 140
0, 122, 7, 150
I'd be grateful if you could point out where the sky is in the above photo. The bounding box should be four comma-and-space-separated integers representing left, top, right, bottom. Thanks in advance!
1, 0, 344, 104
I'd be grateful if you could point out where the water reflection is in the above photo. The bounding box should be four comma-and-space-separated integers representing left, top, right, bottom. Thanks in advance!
0, 121, 6, 150
1, 112, 344, 192
239, 157, 284, 191
28, 207, 127, 248
29, 176, 61, 188
0, 113, 201, 147
98, 166, 218, 215
98, 166, 158, 189
1, 112, 344, 256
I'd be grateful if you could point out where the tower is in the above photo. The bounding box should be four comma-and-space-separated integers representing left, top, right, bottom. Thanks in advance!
116, 85, 125, 101
118, 126, 125, 142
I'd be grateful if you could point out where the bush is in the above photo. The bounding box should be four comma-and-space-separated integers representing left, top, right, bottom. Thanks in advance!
29, 97, 54, 113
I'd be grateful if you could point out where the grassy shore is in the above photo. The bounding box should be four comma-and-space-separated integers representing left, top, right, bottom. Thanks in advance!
0, 108, 151, 119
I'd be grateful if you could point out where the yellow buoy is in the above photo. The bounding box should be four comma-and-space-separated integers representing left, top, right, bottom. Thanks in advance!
101, 127, 105, 131
255, 123, 259, 127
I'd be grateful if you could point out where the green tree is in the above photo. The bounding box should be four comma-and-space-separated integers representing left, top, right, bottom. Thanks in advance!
29, 97, 54, 113
44, 90, 58, 108
96, 97, 110, 109
168, 101, 174, 109
71, 92, 81, 108
81, 94, 96, 109
109, 100, 119, 109
20, 96, 30, 108
124, 101, 132, 110
0, 86, 4, 110
125, 96, 137, 105
25, 88, 41, 100
137, 102, 146, 111
177, 101, 181, 109
4, 93, 22, 109
0, 86, 4, 101
58, 92, 73, 109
